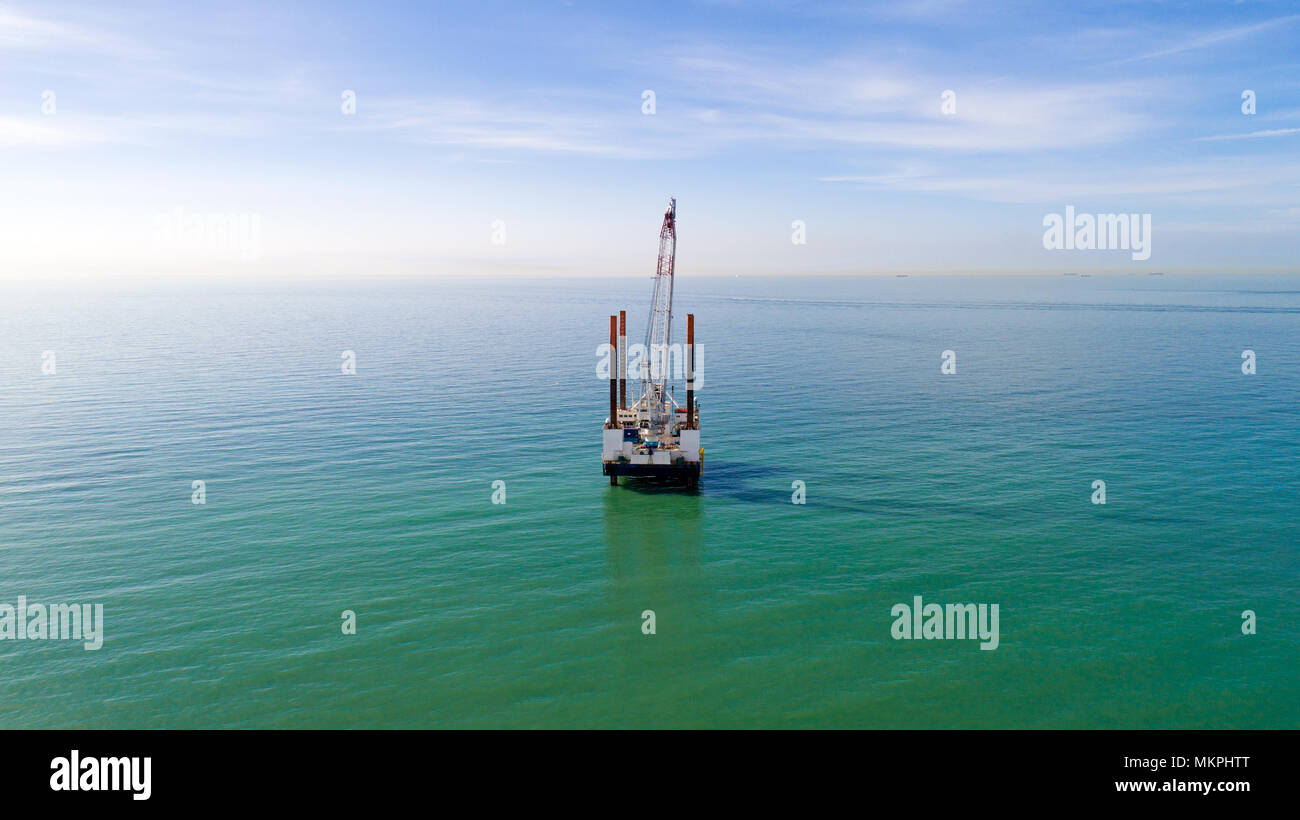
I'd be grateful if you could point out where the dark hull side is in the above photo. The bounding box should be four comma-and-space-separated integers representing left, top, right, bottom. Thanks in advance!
603, 461, 702, 486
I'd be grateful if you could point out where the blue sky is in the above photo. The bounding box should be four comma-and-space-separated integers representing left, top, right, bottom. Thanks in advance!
1, 0, 1297, 277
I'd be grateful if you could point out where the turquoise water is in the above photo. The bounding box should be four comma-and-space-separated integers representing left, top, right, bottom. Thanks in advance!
0, 274, 1296, 728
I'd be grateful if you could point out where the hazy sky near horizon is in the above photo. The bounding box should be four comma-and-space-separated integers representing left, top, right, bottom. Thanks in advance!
1, 0, 1297, 278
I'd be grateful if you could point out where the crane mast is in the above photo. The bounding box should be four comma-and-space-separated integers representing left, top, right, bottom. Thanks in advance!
640, 198, 676, 431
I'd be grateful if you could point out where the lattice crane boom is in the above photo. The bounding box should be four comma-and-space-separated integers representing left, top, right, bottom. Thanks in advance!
640, 198, 676, 429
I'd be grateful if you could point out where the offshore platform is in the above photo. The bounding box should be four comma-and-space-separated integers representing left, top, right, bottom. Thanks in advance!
602, 198, 701, 487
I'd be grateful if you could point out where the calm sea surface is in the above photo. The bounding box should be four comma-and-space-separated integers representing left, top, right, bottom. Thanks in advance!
0, 274, 1296, 728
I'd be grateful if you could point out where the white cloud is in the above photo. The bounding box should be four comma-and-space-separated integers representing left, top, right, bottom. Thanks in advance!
0, 8, 144, 56
343, 57, 1158, 159
819, 157, 1300, 204
1109, 14, 1300, 64
0, 115, 108, 147
1196, 127, 1300, 142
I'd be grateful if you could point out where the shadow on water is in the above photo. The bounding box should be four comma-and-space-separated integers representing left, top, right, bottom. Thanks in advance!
694, 460, 1132, 522
608, 458, 1200, 525
699, 459, 889, 514
695, 459, 789, 506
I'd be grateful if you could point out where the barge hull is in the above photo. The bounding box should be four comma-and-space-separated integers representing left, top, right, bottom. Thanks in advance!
603, 461, 701, 486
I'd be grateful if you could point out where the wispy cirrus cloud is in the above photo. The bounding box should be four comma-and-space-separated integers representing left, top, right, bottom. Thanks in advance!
1196, 127, 1300, 142
330, 95, 681, 158
0, 7, 148, 57
1108, 14, 1300, 64
0, 109, 283, 148
0, 115, 110, 147
819, 156, 1300, 205
342, 53, 1160, 159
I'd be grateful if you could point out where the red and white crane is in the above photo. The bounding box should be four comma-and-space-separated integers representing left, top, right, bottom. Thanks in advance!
639, 197, 676, 431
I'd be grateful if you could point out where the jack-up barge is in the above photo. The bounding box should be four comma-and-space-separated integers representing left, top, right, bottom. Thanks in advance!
602, 198, 701, 487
